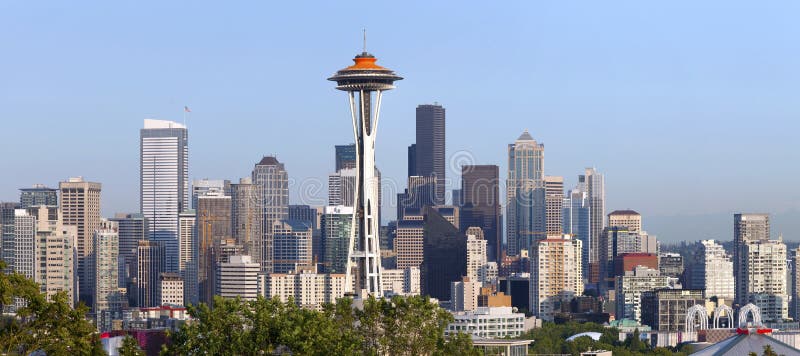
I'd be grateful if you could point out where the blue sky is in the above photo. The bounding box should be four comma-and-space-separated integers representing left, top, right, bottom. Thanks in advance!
1, 1, 798, 242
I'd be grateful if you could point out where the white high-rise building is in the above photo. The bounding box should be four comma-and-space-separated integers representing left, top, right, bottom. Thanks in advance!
743, 239, 788, 322
94, 219, 120, 314
615, 266, 672, 323
466, 227, 487, 281
13, 209, 36, 280
217, 255, 260, 301
27, 206, 77, 306
688, 240, 734, 300
178, 210, 197, 305
328, 168, 356, 207
530, 235, 583, 321
582, 168, 605, 284
141, 119, 188, 274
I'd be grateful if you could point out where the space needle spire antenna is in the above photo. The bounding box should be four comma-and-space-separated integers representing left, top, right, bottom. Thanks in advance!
328, 35, 402, 298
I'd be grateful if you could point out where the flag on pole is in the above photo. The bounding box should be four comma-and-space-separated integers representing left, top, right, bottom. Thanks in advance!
184, 106, 191, 113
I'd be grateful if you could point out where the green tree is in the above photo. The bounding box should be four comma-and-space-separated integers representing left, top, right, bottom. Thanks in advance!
0, 260, 103, 355
761, 344, 778, 356
118, 335, 145, 356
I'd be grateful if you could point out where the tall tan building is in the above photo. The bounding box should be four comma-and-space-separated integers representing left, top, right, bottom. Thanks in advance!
196, 191, 232, 305
544, 176, 564, 236
59, 177, 101, 307
530, 235, 583, 321
395, 219, 424, 269
608, 210, 641, 231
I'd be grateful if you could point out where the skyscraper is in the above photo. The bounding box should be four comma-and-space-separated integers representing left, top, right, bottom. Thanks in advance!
687, 240, 734, 301
743, 239, 787, 321
328, 168, 356, 207
13, 209, 36, 280
734, 213, 770, 305
231, 178, 263, 267
19, 184, 58, 208
217, 255, 260, 301
178, 210, 197, 305
460, 165, 501, 264
196, 190, 232, 305
59, 176, 101, 307
465, 227, 487, 282
407, 144, 417, 177
321, 205, 354, 274
329, 47, 402, 297
140, 119, 189, 274
0, 202, 20, 271
191, 179, 230, 210
94, 219, 120, 315
563, 187, 590, 284
272, 220, 313, 274
335, 144, 357, 172
422, 207, 466, 301
608, 210, 642, 231
398, 176, 438, 220
288, 204, 322, 263
252, 156, 289, 273
135, 240, 164, 307
414, 104, 446, 206
544, 176, 563, 237
27, 206, 77, 306
530, 235, 583, 321
582, 168, 605, 284
109, 213, 147, 291
506, 130, 545, 257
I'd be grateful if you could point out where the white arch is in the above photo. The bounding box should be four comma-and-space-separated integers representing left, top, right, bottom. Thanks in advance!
686, 304, 708, 332
713, 305, 734, 329
738, 303, 762, 328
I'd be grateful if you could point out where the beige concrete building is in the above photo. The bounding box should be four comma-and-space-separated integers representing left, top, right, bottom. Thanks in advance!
159, 272, 184, 306
608, 210, 641, 232
395, 219, 424, 269
530, 234, 583, 321
261, 270, 347, 310
451, 277, 482, 312
30, 206, 76, 306
59, 177, 101, 307
544, 176, 564, 236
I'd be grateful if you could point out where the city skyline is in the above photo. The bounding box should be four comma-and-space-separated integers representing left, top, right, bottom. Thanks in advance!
1, 2, 799, 242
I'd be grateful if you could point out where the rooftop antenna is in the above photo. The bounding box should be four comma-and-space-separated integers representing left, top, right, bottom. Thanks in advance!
363, 28, 367, 53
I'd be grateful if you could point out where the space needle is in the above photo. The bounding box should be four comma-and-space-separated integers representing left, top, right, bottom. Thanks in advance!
329, 35, 402, 297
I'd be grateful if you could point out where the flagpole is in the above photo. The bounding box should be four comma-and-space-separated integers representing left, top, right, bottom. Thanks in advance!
183, 107, 187, 127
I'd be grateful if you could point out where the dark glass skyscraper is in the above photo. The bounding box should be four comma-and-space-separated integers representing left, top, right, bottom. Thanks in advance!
334, 144, 357, 172
460, 165, 501, 264
407, 144, 417, 177
422, 206, 466, 301
414, 104, 445, 206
